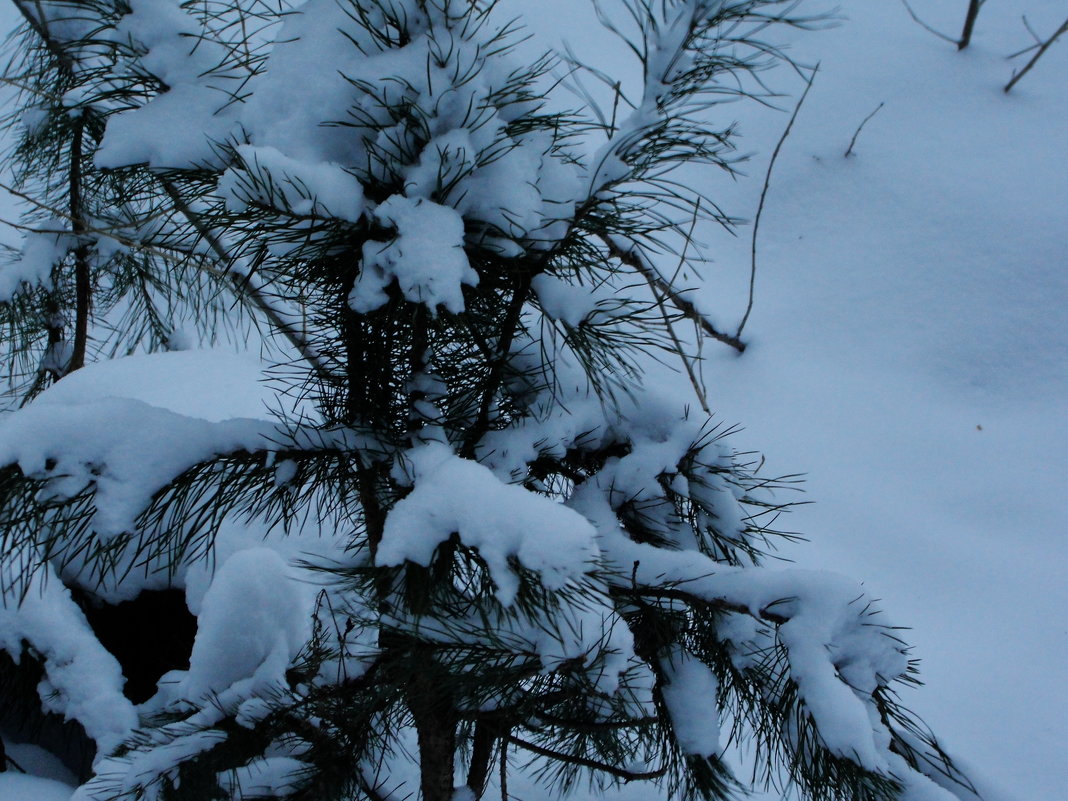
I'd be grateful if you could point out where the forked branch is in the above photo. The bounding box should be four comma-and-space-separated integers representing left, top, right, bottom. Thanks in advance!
1004, 16, 1068, 93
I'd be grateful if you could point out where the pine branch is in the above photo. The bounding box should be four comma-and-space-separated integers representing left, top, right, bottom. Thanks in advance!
157, 178, 334, 382
602, 234, 746, 353
12, 1, 76, 75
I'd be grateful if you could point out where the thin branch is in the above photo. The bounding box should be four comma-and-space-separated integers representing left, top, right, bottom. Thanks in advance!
1007, 15, 1045, 59
844, 101, 884, 158
645, 201, 710, 413
1004, 17, 1068, 93
899, 0, 957, 45
602, 234, 746, 353
738, 65, 817, 339
648, 278, 710, 415
460, 272, 533, 458
505, 734, 666, 782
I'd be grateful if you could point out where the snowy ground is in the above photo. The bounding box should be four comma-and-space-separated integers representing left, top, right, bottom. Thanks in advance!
2, 0, 1066, 799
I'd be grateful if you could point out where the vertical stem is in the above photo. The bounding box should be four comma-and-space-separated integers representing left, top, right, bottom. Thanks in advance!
407, 653, 457, 801
957, 0, 982, 50
68, 115, 90, 373
460, 274, 532, 459
466, 720, 499, 798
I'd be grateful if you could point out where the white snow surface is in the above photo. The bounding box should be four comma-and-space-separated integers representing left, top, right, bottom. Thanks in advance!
32, 349, 291, 422
0, 772, 74, 801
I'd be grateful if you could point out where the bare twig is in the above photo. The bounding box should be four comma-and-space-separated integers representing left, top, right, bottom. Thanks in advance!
601, 234, 746, 353
1005, 17, 1068, 93
844, 101, 885, 158
737, 65, 818, 340
499, 732, 509, 801
899, 0, 957, 45
1007, 16, 1046, 59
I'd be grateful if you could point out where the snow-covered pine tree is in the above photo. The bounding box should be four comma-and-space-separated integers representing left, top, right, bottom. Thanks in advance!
0, 2, 978, 800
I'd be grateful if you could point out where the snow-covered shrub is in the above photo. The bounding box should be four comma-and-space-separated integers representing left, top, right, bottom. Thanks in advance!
0, 2, 977, 800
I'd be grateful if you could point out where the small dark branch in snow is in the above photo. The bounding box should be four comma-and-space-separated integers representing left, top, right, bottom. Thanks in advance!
1004, 17, 1068, 93
738, 65, 818, 340
844, 102, 885, 159
957, 0, 983, 50
499, 732, 509, 801
601, 235, 746, 353
1007, 16, 1047, 59
898, 0, 958, 46
505, 734, 666, 781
